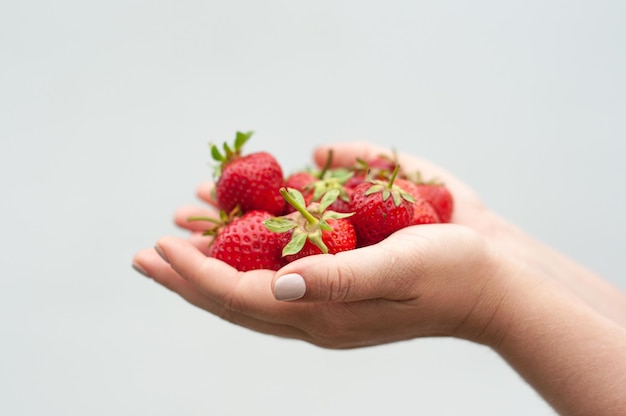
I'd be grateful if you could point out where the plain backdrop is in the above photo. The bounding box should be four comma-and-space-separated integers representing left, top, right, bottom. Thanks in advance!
1, 1, 625, 415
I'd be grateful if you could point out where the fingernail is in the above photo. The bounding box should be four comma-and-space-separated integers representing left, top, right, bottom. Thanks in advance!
154, 245, 169, 263
274, 273, 306, 301
132, 262, 150, 278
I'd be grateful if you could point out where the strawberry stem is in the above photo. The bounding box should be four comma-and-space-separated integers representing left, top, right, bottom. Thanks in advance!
280, 187, 318, 226
388, 165, 400, 189
318, 148, 334, 179
187, 216, 222, 225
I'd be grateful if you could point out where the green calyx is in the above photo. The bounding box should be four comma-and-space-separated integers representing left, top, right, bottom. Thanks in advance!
209, 130, 254, 177
405, 170, 444, 186
187, 207, 241, 237
311, 169, 353, 203
353, 150, 398, 180
264, 187, 353, 256
364, 165, 415, 206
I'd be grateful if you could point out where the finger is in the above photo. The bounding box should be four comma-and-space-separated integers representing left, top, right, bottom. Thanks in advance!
154, 236, 249, 302
315, 142, 447, 181
133, 246, 311, 341
314, 142, 390, 169
272, 237, 421, 303
133, 247, 215, 305
154, 236, 311, 322
196, 181, 217, 206
174, 204, 219, 232
187, 232, 213, 256
315, 142, 480, 216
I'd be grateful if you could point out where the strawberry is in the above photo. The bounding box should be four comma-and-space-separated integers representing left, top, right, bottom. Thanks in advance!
345, 153, 398, 189
404, 172, 454, 223
284, 151, 354, 214
366, 153, 398, 172
284, 171, 317, 194
202, 210, 289, 271
395, 178, 441, 225
349, 167, 415, 247
283, 217, 356, 263
416, 183, 453, 223
309, 168, 354, 213
212, 131, 285, 216
282, 171, 354, 214
264, 187, 356, 262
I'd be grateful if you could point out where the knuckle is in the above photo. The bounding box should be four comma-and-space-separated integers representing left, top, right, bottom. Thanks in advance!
324, 259, 357, 302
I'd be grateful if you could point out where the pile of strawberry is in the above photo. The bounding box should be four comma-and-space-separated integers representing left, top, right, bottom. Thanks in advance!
190, 131, 454, 272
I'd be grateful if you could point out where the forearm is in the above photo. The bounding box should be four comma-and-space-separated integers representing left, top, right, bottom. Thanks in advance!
481, 211, 626, 327
490, 266, 626, 415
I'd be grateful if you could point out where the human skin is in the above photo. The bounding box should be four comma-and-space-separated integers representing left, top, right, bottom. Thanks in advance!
132, 142, 626, 415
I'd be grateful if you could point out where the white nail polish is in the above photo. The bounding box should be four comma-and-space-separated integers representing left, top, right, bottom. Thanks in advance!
274, 273, 306, 301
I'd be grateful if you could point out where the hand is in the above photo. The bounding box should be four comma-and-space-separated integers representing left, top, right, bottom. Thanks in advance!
132, 142, 516, 347
136, 222, 511, 348
132, 141, 626, 415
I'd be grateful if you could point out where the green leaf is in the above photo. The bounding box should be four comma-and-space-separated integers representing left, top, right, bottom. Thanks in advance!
318, 189, 340, 211
210, 144, 223, 162
325, 168, 353, 182
382, 189, 391, 201
282, 232, 308, 256
212, 164, 222, 179
392, 191, 401, 206
264, 217, 297, 233
223, 141, 233, 159
187, 216, 221, 224
318, 219, 333, 232
323, 211, 354, 220
365, 184, 384, 196
308, 229, 329, 254
402, 192, 415, 203
234, 131, 253, 150
287, 187, 306, 208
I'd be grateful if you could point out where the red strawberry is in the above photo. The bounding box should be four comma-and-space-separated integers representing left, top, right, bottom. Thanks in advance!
410, 198, 440, 225
283, 218, 356, 262
283, 150, 352, 214
326, 185, 353, 213
404, 172, 454, 223
264, 187, 356, 262
284, 171, 317, 194
345, 153, 398, 189
207, 210, 289, 271
349, 167, 415, 247
395, 178, 440, 225
212, 131, 285, 216
367, 153, 398, 172
309, 168, 354, 213
415, 183, 454, 223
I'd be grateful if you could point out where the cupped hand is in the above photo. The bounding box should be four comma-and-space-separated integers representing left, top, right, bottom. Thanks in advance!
131, 141, 520, 348
131, 141, 626, 415
133, 222, 510, 349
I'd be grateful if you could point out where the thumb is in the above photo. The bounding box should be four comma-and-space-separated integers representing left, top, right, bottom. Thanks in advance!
272, 243, 414, 302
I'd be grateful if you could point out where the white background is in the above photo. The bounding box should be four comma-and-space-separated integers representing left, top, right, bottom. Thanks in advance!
1, 1, 625, 415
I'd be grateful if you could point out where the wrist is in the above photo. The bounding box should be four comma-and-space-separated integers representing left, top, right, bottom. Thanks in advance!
483, 267, 626, 415
476, 211, 626, 328
449, 247, 531, 346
